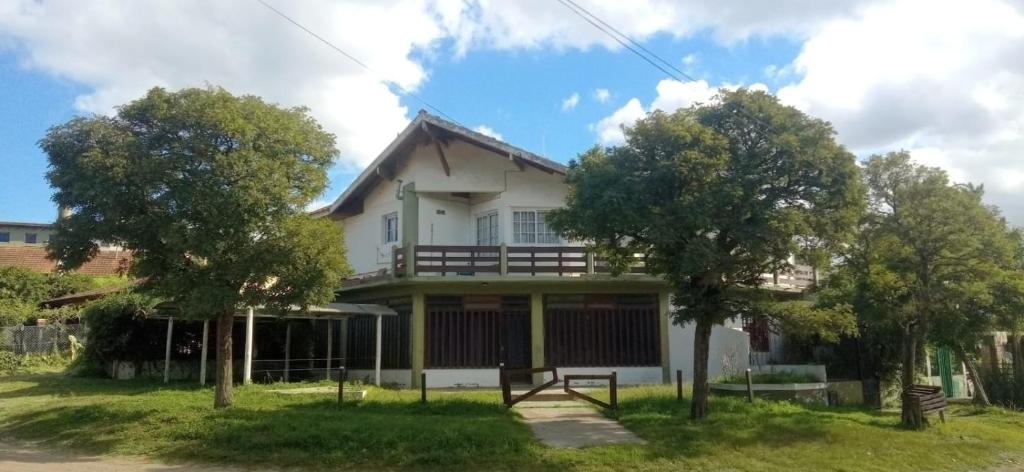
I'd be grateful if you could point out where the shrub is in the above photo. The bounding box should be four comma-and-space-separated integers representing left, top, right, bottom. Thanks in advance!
81, 291, 161, 372
982, 365, 1023, 410
0, 350, 20, 374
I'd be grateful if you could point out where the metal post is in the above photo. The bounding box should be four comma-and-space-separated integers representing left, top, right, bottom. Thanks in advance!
676, 369, 683, 401
200, 319, 209, 386
610, 371, 618, 409
420, 372, 427, 403
374, 314, 383, 386
586, 249, 595, 274
163, 317, 174, 383
337, 366, 346, 406
326, 319, 333, 379
243, 307, 254, 384
745, 368, 754, 403
284, 321, 292, 382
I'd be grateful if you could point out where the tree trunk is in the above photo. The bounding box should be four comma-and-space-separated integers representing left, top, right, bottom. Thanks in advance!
954, 342, 990, 407
690, 317, 713, 420
1010, 333, 1024, 386
900, 325, 920, 428
214, 311, 234, 409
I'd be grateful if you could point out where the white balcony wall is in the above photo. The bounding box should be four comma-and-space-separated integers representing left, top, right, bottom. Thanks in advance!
338, 139, 576, 274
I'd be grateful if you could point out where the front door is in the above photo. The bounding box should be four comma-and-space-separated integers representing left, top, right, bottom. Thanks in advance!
425, 296, 532, 382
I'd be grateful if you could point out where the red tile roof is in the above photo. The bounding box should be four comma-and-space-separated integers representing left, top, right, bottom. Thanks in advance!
0, 245, 132, 276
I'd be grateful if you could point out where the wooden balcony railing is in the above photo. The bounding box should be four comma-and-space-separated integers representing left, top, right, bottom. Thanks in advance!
392, 244, 648, 277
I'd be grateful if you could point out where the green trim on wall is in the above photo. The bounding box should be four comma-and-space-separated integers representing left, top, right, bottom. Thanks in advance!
530, 292, 545, 385
401, 182, 418, 247
411, 290, 425, 387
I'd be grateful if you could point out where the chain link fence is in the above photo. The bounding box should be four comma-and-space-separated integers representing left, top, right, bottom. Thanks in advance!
1, 323, 87, 355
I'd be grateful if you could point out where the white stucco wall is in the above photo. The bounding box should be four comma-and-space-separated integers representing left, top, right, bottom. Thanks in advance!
338, 139, 576, 274
538, 367, 664, 385
347, 369, 413, 387
339, 176, 403, 274
669, 320, 751, 382
423, 368, 501, 387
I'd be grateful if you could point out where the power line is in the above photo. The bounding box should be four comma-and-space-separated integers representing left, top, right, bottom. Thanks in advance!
254, 0, 459, 123
555, 0, 779, 133
559, 0, 697, 83
554, 0, 685, 82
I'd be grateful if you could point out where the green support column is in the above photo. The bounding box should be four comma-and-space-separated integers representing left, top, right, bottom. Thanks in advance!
411, 291, 426, 388
530, 292, 545, 385
659, 290, 671, 383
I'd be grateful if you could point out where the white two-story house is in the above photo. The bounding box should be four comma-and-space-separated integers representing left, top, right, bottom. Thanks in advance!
319, 111, 752, 388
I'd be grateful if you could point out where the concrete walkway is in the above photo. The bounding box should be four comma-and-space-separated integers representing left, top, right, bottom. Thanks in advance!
515, 405, 646, 448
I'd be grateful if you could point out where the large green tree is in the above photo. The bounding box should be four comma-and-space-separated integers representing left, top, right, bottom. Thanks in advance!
548, 89, 864, 419
43, 87, 352, 408
856, 152, 1018, 427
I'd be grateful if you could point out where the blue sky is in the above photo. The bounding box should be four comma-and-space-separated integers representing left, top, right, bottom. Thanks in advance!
0, 29, 798, 223
1, 0, 1022, 223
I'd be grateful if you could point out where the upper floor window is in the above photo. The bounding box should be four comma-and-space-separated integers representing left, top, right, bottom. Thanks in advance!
0, 232, 9, 243
24, 233, 37, 244
476, 211, 499, 245
382, 212, 399, 244
512, 210, 559, 244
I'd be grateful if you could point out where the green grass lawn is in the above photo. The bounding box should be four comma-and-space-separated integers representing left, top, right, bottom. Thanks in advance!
1, 373, 1023, 471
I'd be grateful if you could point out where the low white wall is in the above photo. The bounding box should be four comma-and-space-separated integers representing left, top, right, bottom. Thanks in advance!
423, 368, 500, 387
669, 321, 751, 381
347, 369, 413, 387
539, 367, 662, 385
752, 364, 828, 382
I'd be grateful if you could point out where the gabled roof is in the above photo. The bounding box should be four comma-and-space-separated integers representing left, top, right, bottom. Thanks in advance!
324, 111, 567, 219
0, 245, 132, 276
0, 221, 53, 229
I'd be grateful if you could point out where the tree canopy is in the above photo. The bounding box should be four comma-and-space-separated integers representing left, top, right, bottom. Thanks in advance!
548, 89, 865, 419
42, 86, 352, 407
833, 151, 1022, 426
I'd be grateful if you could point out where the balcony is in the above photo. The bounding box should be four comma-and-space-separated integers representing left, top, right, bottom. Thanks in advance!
393, 245, 648, 277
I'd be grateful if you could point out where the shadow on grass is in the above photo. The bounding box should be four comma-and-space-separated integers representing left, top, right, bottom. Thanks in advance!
0, 374, 205, 400
1, 394, 547, 470
610, 393, 903, 461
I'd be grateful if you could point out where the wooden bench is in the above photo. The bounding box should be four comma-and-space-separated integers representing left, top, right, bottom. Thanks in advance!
903, 385, 947, 427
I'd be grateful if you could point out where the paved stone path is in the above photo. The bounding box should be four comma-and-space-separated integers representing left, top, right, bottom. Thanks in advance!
514, 405, 646, 448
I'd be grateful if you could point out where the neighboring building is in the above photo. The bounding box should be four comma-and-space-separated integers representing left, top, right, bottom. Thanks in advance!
322, 111, 753, 388
0, 244, 132, 277
0, 221, 56, 246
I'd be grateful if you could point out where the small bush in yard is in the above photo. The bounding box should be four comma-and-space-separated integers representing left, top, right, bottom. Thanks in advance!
80, 292, 160, 373
0, 350, 20, 374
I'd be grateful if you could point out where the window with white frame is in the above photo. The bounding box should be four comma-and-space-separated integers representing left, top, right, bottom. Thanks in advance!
512, 210, 560, 244
382, 212, 399, 244
476, 211, 499, 245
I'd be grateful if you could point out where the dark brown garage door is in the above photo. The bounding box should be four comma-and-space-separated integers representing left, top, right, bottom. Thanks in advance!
425, 295, 531, 370
544, 294, 660, 367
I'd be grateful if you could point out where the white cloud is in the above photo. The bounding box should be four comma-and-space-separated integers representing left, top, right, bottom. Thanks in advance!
594, 88, 611, 103
561, 92, 580, 111
594, 78, 769, 146
650, 79, 717, 112
681, 53, 698, 66
593, 98, 646, 145
775, 0, 1024, 222
0, 0, 454, 175
4, 0, 1024, 223
473, 125, 503, 141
